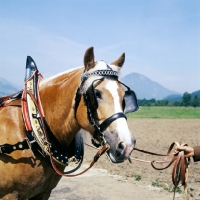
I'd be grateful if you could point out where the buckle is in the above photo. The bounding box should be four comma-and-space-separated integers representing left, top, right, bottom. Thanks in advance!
25, 137, 36, 149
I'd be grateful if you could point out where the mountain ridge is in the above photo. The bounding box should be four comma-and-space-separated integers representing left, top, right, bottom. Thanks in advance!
121, 73, 180, 100
0, 77, 20, 97
164, 90, 200, 102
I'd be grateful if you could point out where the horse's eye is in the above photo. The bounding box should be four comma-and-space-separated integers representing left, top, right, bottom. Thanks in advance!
95, 90, 102, 99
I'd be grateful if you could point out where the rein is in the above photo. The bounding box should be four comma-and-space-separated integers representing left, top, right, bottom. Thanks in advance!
49, 143, 109, 177
132, 142, 190, 200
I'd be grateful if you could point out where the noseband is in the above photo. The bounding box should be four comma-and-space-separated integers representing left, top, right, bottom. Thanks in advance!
74, 66, 138, 148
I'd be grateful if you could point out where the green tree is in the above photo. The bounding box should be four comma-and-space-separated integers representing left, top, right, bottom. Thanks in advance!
173, 101, 181, 106
192, 95, 199, 107
156, 100, 169, 106
181, 92, 191, 107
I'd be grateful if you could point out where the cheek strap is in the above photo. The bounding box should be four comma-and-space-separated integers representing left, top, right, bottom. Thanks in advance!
98, 112, 127, 132
92, 112, 127, 146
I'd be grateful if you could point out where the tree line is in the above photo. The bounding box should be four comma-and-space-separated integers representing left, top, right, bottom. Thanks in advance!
138, 92, 200, 107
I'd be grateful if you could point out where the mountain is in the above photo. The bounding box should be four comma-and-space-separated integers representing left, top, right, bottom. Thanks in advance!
0, 77, 20, 97
164, 90, 200, 102
120, 73, 180, 100
191, 90, 200, 98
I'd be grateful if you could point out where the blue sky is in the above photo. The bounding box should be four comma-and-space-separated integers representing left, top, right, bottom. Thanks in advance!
0, 0, 199, 93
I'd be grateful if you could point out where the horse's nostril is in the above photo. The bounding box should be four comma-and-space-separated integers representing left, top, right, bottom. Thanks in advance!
118, 142, 126, 150
116, 142, 126, 158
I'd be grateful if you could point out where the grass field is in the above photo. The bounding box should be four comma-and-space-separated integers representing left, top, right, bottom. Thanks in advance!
127, 106, 200, 119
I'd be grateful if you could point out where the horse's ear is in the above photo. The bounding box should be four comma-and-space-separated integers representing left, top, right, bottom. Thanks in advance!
84, 47, 95, 71
111, 53, 125, 68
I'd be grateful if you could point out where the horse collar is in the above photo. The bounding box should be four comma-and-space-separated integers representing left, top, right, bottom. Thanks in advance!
21, 61, 84, 173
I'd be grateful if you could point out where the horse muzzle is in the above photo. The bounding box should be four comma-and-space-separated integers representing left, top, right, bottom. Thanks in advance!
106, 139, 136, 163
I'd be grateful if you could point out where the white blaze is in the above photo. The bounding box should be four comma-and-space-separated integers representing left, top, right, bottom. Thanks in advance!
105, 81, 132, 144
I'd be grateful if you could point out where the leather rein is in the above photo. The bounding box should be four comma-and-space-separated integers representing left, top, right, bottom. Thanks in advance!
132, 142, 190, 200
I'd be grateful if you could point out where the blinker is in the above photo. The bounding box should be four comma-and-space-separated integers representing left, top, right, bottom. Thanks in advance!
85, 79, 139, 114
123, 89, 139, 114
85, 78, 103, 113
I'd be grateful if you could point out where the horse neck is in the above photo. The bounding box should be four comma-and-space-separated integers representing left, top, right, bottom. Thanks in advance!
39, 67, 84, 146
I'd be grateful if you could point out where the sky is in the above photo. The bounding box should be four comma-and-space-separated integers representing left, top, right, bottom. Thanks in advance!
0, 0, 199, 94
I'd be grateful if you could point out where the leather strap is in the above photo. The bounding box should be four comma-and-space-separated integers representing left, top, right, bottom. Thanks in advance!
132, 142, 190, 200
0, 91, 21, 103
0, 91, 23, 110
93, 112, 127, 140
99, 112, 127, 132
48, 143, 110, 177
0, 139, 30, 154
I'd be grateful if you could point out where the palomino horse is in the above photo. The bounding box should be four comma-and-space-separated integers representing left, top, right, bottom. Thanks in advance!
0, 47, 138, 200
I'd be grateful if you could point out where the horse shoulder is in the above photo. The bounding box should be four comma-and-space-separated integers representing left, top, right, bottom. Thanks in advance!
0, 103, 62, 199
0, 103, 25, 144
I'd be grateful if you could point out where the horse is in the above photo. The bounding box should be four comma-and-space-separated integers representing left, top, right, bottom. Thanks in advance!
0, 47, 138, 200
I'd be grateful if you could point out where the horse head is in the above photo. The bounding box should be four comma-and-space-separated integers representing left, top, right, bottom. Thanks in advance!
75, 47, 138, 163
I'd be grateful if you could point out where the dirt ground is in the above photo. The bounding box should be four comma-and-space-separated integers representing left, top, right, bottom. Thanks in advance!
50, 119, 200, 200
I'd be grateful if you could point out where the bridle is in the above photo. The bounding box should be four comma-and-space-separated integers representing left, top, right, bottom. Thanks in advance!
74, 66, 138, 150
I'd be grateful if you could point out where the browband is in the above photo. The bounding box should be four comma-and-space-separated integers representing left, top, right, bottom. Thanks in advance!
81, 69, 118, 81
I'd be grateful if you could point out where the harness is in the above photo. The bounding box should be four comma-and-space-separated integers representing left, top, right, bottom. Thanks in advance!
0, 56, 139, 175
0, 56, 84, 174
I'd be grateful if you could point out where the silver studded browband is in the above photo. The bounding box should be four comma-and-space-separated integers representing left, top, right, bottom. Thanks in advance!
81, 69, 119, 81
